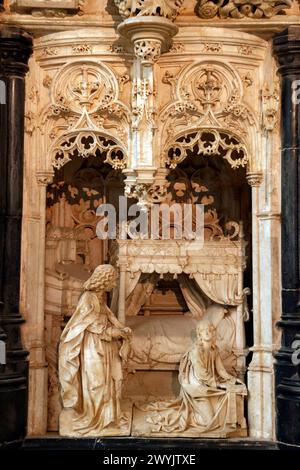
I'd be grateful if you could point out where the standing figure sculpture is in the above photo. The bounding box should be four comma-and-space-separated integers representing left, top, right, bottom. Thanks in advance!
59, 264, 132, 436
135, 319, 247, 437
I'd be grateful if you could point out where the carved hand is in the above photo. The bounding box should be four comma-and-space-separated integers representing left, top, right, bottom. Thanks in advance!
122, 327, 132, 337
111, 328, 128, 339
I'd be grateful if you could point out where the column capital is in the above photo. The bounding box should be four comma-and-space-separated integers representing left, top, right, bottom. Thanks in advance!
0, 27, 33, 77
246, 171, 263, 187
273, 26, 300, 76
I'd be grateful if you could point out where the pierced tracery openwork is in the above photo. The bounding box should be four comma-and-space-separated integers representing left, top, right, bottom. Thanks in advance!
165, 129, 248, 169
51, 131, 127, 170
42, 61, 129, 171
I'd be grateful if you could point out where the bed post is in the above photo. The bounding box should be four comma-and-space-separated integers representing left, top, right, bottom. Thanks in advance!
118, 265, 127, 325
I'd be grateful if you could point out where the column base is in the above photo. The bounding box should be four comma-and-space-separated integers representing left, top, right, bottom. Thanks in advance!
247, 367, 275, 440
276, 374, 300, 445
0, 366, 28, 443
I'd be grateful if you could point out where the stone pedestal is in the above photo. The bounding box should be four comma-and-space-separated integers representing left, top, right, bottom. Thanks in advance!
0, 26, 32, 445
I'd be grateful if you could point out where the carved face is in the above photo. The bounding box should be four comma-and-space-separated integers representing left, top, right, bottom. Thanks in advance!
196, 321, 215, 344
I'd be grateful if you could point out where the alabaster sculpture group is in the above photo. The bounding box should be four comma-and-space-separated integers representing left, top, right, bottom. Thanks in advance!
59, 264, 247, 437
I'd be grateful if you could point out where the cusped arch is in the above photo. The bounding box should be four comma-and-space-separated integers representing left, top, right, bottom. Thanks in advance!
164, 127, 249, 171
49, 128, 127, 171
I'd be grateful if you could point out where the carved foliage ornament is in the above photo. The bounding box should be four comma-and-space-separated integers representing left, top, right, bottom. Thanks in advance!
166, 129, 248, 170
261, 82, 279, 131
196, 0, 292, 19
114, 0, 184, 20
134, 40, 161, 65
52, 131, 127, 170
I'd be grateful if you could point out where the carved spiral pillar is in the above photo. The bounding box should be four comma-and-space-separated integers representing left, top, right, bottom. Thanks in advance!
0, 27, 33, 444
273, 26, 300, 446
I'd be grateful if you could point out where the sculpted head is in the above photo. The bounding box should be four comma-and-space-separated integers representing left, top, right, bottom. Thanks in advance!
196, 319, 216, 345
83, 264, 118, 293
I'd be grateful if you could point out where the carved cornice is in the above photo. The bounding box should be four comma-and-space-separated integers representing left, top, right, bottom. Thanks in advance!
196, 0, 292, 19
0, 26, 33, 77
10, 0, 84, 17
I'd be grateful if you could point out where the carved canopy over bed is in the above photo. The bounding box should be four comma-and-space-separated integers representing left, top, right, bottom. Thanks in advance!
110, 234, 249, 377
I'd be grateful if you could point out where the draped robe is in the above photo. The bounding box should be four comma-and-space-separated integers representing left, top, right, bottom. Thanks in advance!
59, 291, 130, 435
138, 342, 246, 434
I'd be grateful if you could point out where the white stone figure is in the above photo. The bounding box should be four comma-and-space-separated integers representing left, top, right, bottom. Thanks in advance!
134, 319, 247, 437
58, 264, 132, 436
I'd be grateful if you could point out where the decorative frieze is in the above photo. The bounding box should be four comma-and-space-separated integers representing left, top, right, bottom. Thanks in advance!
203, 43, 223, 53
71, 44, 92, 54
10, 0, 84, 16
196, 0, 292, 19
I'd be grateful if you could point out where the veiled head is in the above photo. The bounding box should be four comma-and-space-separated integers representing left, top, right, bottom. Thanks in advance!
196, 319, 216, 344
83, 264, 118, 292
